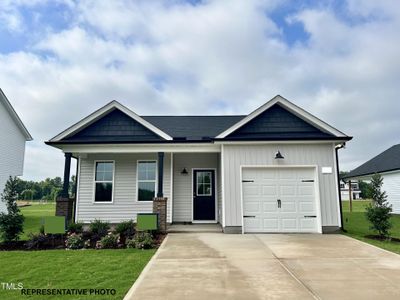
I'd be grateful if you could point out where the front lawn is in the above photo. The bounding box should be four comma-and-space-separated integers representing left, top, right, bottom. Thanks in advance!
0, 248, 155, 300
342, 200, 400, 254
19, 202, 56, 240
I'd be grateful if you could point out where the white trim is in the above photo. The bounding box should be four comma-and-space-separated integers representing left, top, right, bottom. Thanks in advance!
50, 100, 173, 141
216, 95, 348, 139
191, 168, 218, 223
221, 144, 226, 227
136, 160, 158, 202
54, 143, 221, 154
332, 144, 342, 227
92, 160, 115, 204
170, 153, 173, 223
240, 165, 323, 234
0, 88, 32, 140
75, 157, 81, 222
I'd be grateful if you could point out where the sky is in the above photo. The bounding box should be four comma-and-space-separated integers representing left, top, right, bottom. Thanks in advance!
0, 0, 399, 181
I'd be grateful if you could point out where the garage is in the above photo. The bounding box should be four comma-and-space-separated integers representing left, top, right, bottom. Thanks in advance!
242, 167, 320, 233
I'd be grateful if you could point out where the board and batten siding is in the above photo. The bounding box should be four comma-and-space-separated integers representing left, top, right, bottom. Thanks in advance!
0, 100, 26, 213
382, 172, 400, 214
222, 144, 339, 227
173, 153, 221, 222
76, 153, 172, 223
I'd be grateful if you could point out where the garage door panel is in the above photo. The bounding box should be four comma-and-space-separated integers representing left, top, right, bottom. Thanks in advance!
243, 167, 319, 233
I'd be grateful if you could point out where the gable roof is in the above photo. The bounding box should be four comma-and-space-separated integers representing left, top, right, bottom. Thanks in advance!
216, 95, 348, 139
345, 144, 400, 179
0, 89, 32, 141
49, 100, 173, 142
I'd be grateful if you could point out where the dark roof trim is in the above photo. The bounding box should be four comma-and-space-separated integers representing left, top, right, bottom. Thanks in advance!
343, 168, 400, 180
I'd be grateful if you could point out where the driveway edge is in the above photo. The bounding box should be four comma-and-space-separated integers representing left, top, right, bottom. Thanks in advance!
123, 234, 170, 300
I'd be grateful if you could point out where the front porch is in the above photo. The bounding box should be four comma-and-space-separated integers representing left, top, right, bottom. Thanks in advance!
168, 223, 222, 233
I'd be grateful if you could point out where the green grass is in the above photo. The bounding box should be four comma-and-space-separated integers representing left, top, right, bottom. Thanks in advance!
0, 248, 155, 300
19, 203, 56, 240
342, 200, 400, 254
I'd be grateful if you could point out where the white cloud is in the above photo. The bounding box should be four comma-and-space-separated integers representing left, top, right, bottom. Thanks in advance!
0, 0, 399, 179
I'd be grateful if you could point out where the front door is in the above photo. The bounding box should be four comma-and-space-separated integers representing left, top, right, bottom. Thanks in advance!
193, 170, 216, 221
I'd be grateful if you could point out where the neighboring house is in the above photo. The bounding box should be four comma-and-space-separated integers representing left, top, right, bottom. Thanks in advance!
345, 144, 400, 214
340, 181, 361, 200
0, 89, 33, 213
46, 95, 351, 233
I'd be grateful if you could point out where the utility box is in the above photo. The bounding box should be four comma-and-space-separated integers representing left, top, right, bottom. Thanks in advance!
137, 213, 158, 231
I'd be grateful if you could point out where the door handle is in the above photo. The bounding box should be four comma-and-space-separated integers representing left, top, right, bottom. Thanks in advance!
277, 199, 281, 208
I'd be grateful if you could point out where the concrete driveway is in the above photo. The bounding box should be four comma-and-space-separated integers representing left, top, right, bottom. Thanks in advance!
124, 233, 400, 300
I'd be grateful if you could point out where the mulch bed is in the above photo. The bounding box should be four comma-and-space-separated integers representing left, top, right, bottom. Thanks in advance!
365, 235, 400, 243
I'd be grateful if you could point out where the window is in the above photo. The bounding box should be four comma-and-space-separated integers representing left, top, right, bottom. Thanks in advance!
137, 161, 157, 201
196, 171, 212, 196
94, 161, 114, 202
340, 183, 345, 189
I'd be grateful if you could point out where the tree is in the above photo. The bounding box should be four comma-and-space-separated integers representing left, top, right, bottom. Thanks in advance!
365, 174, 392, 239
21, 189, 34, 200
0, 177, 25, 242
358, 181, 373, 199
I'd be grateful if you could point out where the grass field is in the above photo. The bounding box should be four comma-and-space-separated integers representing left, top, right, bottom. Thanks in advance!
0, 203, 155, 300
342, 200, 400, 254
19, 202, 56, 240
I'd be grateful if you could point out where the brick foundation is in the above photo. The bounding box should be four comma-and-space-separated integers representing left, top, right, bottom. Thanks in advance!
153, 197, 167, 233
56, 197, 74, 224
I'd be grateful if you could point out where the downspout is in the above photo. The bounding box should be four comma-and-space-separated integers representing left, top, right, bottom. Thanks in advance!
73, 156, 79, 223
335, 143, 346, 232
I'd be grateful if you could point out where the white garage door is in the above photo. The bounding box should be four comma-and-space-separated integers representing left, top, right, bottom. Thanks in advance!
242, 167, 319, 233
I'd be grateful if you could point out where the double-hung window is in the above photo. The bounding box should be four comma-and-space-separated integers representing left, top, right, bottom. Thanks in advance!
94, 161, 114, 202
137, 161, 157, 201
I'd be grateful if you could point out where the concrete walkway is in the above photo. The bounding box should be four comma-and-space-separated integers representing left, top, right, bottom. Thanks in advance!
124, 233, 400, 300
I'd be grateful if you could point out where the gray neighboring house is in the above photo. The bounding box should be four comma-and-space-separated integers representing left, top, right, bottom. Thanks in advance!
0, 89, 33, 213
46, 95, 351, 233
345, 144, 400, 214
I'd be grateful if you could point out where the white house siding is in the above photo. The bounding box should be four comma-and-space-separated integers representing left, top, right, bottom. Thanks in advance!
76, 153, 172, 223
222, 143, 339, 228
382, 172, 400, 214
172, 153, 220, 222
0, 100, 26, 213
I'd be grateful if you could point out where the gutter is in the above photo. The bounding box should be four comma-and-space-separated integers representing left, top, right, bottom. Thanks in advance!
335, 143, 346, 232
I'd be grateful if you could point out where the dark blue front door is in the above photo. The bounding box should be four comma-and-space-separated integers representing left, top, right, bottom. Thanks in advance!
193, 170, 215, 221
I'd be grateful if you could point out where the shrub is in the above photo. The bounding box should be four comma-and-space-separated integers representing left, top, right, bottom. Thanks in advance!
66, 233, 84, 250
88, 219, 110, 240
0, 177, 25, 242
115, 220, 135, 244
127, 232, 154, 249
39, 224, 45, 235
365, 174, 392, 238
97, 233, 119, 249
67, 222, 84, 234
25, 233, 48, 250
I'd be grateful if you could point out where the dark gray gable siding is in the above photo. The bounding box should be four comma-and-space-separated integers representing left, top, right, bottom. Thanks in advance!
64, 109, 164, 142
225, 104, 334, 140
346, 144, 400, 178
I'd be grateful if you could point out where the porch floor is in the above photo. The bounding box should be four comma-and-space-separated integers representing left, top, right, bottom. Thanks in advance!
167, 224, 222, 233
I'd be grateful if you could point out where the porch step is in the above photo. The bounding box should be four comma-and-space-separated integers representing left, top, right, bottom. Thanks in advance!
167, 224, 223, 233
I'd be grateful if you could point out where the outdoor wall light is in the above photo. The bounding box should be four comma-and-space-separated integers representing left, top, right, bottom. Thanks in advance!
275, 151, 284, 159
181, 168, 188, 175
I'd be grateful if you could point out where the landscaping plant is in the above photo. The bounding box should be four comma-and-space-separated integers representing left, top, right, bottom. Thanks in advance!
88, 219, 110, 241
97, 233, 119, 249
66, 233, 84, 250
67, 222, 84, 234
114, 220, 135, 244
0, 177, 25, 242
365, 174, 392, 239
127, 232, 154, 249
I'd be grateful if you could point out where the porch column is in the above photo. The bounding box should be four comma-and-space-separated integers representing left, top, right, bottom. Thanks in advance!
157, 152, 164, 197
61, 152, 72, 197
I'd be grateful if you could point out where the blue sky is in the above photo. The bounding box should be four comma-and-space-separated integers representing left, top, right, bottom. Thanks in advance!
0, 0, 399, 180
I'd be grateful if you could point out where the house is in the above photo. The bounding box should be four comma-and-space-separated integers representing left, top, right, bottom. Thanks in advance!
0, 89, 33, 213
46, 95, 351, 233
345, 144, 400, 214
340, 181, 361, 200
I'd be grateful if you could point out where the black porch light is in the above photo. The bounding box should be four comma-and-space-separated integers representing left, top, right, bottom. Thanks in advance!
181, 167, 188, 175
275, 151, 284, 160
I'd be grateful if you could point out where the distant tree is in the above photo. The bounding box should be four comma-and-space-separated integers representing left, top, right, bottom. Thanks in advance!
69, 175, 77, 198
0, 177, 25, 242
358, 181, 373, 199
365, 174, 392, 239
21, 189, 34, 200
339, 171, 349, 180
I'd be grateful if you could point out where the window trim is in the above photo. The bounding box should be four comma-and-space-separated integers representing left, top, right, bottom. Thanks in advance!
136, 160, 158, 202
93, 160, 115, 204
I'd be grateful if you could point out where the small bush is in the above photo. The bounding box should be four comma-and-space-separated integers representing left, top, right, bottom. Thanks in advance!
25, 233, 48, 250
67, 222, 84, 234
127, 232, 154, 249
66, 233, 84, 250
39, 224, 45, 235
115, 220, 135, 244
89, 219, 110, 240
97, 233, 119, 249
